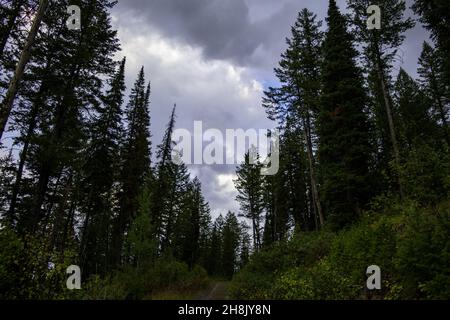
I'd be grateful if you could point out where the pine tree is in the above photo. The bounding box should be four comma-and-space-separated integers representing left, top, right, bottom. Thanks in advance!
263, 8, 324, 227
111, 67, 151, 267
0, 0, 20, 56
0, 149, 16, 225
160, 161, 190, 252
412, 0, 450, 90
418, 41, 449, 144
237, 221, 251, 270
173, 177, 210, 268
394, 68, 438, 148
16, 0, 120, 235
0, 0, 49, 140
151, 104, 177, 250
79, 58, 126, 276
207, 214, 224, 276
278, 122, 312, 232
126, 183, 157, 268
235, 150, 264, 250
318, 0, 372, 228
221, 211, 240, 279
347, 0, 414, 198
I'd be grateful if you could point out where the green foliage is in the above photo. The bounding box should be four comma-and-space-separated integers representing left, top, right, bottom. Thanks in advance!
398, 144, 450, 204
78, 259, 209, 300
235, 150, 264, 250
230, 200, 450, 300
395, 201, 450, 299
126, 185, 157, 268
229, 242, 295, 299
273, 261, 357, 300
318, 0, 373, 228
0, 226, 77, 299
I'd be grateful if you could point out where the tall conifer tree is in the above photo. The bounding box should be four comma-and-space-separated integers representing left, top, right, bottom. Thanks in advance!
319, 0, 372, 228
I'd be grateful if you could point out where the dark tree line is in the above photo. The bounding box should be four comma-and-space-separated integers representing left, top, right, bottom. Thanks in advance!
235, 0, 449, 249
0, 0, 245, 298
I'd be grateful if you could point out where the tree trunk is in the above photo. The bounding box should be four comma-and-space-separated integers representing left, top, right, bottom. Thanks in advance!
376, 59, 404, 199
0, 0, 48, 141
303, 115, 324, 227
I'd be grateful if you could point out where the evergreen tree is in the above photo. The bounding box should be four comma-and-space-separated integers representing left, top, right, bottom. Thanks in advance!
237, 221, 251, 270
412, 0, 450, 90
263, 8, 324, 227
17, 0, 120, 235
418, 41, 449, 144
0, 0, 49, 140
394, 68, 438, 149
278, 123, 312, 233
348, 0, 414, 197
173, 177, 210, 268
235, 150, 264, 250
151, 104, 177, 251
0, 149, 15, 224
318, 0, 372, 228
0, 0, 29, 58
79, 58, 126, 276
126, 183, 157, 268
207, 214, 224, 276
221, 211, 240, 279
111, 67, 151, 267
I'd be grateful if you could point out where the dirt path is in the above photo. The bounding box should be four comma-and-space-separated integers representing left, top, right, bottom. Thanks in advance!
200, 281, 229, 300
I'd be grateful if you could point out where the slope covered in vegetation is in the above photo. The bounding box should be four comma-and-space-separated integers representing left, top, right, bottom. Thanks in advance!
230, 199, 450, 300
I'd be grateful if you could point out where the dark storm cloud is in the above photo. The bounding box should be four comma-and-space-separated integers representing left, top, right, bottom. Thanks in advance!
113, 0, 332, 67
114, 0, 429, 72
114, 0, 257, 63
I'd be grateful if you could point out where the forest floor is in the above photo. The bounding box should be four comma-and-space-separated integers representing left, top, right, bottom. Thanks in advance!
150, 281, 230, 300
198, 281, 230, 300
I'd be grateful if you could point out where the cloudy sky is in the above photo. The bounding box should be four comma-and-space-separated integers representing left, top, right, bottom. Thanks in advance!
110, 0, 430, 218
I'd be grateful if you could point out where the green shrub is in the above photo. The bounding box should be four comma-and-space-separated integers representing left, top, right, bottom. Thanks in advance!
79, 258, 209, 300
395, 201, 450, 299
228, 242, 295, 299
328, 215, 397, 296
230, 200, 450, 300
273, 260, 357, 299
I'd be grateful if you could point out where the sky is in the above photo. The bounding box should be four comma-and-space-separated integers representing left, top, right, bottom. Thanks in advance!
110, 0, 430, 218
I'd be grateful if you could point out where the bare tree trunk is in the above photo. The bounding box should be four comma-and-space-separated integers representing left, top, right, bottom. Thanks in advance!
376, 61, 404, 199
302, 115, 324, 228
0, 0, 48, 141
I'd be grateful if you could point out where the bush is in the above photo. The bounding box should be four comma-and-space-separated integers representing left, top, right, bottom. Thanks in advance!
395, 201, 450, 299
228, 242, 295, 299
0, 227, 77, 299
399, 144, 450, 205
273, 260, 358, 300
328, 214, 397, 298
79, 258, 209, 300
230, 199, 450, 300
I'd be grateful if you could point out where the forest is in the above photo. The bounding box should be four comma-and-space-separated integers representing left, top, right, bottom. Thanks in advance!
0, 0, 449, 300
